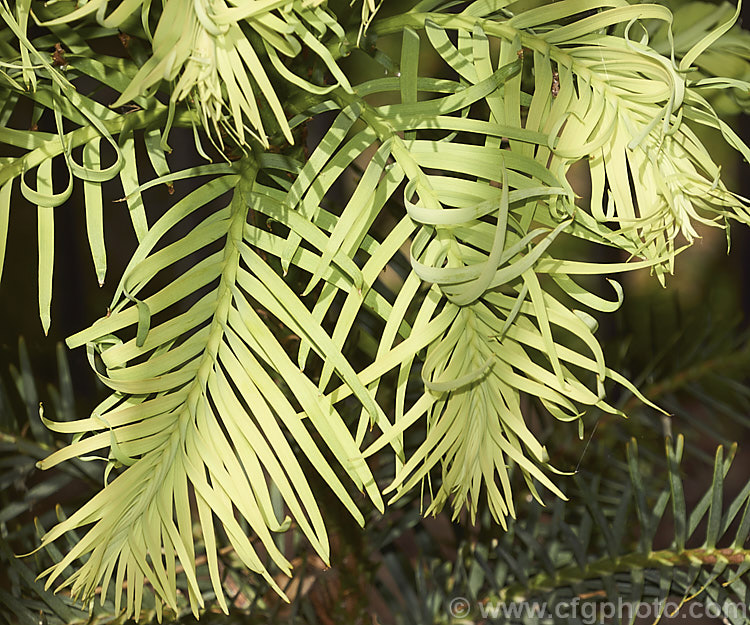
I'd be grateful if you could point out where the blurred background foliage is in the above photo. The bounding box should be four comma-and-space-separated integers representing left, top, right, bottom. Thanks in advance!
2, 0, 750, 623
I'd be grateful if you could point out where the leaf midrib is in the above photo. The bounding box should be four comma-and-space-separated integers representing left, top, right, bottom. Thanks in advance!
178, 155, 258, 434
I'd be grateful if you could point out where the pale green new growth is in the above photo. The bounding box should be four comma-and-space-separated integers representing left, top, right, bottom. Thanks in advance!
0, 0, 749, 619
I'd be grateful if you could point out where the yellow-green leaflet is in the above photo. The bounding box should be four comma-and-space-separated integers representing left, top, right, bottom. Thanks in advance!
0, 179, 10, 285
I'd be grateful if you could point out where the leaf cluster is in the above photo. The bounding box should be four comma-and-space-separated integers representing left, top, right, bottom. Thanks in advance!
0, 0, 749, 620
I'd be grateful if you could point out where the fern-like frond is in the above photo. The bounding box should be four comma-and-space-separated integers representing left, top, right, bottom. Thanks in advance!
40, 0, 351, 148
270, 25, 662, 527
36, 155, 387, 617
372, 2, 750, 279
262, 0, 750, 525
